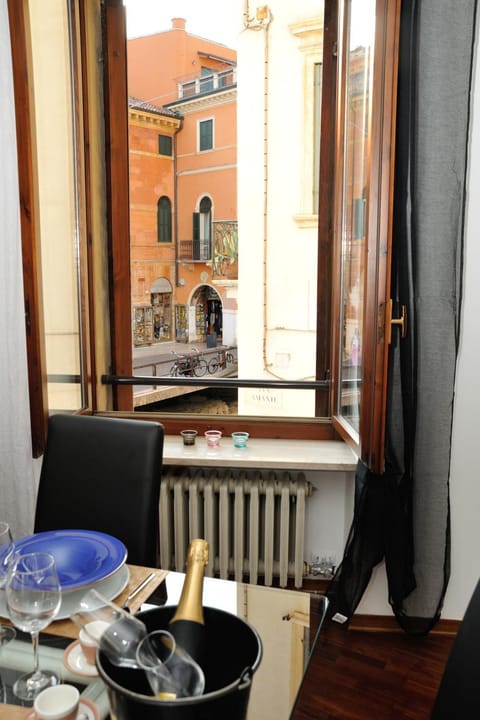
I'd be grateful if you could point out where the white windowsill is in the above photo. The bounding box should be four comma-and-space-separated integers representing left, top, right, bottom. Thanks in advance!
163, 435, 358, 471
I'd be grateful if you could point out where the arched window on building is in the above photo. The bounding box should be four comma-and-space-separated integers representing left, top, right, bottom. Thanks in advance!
157, 196, 172, 243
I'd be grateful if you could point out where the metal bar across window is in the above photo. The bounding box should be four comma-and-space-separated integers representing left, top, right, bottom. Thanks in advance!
101, 375, 332, 390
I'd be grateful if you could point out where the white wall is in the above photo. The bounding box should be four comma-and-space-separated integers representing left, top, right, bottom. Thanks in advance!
236, 1, 322, 418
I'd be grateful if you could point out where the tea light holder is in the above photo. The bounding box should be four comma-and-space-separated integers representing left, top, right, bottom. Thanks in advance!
232, 431, 249, 449
204, 430, 222, 447
180, 429, 198, 446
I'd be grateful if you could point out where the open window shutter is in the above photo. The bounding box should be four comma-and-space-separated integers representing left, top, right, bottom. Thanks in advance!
193, 212, 200, 260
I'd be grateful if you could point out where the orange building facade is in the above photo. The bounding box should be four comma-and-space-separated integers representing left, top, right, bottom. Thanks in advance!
127, 19, 238, 347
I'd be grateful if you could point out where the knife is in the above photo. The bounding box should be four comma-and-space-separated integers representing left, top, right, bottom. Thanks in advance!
122, 572, 156, 611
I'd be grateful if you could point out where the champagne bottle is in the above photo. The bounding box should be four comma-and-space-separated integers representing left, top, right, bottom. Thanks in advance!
168, 538, 209, 671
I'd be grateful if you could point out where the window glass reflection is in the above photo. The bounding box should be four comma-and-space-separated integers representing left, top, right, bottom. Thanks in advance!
338, 0, 376, 432
28, 0, 85, 411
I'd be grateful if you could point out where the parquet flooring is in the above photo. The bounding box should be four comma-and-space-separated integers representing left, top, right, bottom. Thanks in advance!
290, 618, 456, 720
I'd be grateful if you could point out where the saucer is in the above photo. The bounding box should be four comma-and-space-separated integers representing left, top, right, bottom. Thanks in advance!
63, 640, 98, 677
24, 697, 99, 720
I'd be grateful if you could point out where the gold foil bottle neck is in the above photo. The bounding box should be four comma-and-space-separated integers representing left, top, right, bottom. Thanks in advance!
170, 539, 209, 626
188, 538, 209, 566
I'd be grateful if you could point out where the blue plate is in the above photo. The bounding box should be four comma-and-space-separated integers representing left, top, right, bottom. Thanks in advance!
7, 530, 127, 592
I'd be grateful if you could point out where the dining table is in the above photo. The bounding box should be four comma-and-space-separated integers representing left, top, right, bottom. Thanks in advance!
0, 564, 326, 720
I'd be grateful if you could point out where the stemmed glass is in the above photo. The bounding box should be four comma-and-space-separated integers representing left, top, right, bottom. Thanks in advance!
0, 522, 16, 646
6, 551, 61, 700
71, 588, 147, 668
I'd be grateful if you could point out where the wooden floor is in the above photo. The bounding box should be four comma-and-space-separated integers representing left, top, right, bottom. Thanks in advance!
290, 616, 456, 720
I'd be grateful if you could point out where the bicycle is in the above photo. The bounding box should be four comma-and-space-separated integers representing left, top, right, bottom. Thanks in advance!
170, 348, 207, 377
225, 349, 236, 365
208, 352, 225, 374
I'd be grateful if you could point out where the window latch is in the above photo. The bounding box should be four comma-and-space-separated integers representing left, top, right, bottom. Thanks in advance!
386, 299, 407, 344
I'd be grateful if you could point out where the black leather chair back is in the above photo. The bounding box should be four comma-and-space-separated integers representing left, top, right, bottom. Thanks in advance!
34, 414, 164, 567
431, 578, 480, 718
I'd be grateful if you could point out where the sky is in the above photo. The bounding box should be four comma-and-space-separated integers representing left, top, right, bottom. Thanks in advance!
123, 0, 239, 48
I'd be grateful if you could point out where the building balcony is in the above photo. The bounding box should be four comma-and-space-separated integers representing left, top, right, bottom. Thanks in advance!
178, 239, 211, 263
177, 68, 237, 100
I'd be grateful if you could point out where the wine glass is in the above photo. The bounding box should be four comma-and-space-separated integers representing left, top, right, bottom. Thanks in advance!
6, 551, 61, 700
136, 629, 205, 699
71, 588, 147, 668
0, 522, 16, 646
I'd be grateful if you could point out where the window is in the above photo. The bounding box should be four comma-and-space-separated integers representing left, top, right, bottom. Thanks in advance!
198, 118, 213, 151
157, 196, 172, 243
12, 0, 400, 471
192, 197, 212, 261
158, 134, 172, 156
200, 66, 214, 93
313, 62, 322, 211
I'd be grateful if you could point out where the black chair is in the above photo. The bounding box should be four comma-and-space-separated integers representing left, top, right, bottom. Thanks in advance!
34, 414, 164, 567
431, 577, 480, 718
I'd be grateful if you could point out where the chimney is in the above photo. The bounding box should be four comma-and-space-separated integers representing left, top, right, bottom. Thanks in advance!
171, 18, 186, 31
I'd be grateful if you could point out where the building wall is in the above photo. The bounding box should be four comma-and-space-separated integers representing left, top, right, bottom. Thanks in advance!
237, 2, 322, 417
127, 18, 237, 107
127, 20, 238, 345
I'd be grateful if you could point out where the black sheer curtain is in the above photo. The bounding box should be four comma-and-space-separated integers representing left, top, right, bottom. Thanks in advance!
328, 0, 477, 633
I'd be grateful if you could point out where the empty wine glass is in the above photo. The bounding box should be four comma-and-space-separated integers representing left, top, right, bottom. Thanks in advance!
136, 629, 205, 699
0, 522, 16, 646
6, 551, 61, 700
71, 588, 147, 668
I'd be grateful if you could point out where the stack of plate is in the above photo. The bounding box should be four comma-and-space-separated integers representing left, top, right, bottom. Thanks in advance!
0, 529, 129, 620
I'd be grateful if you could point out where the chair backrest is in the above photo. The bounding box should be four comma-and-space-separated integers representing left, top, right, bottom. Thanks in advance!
34, 414, 164, 567
431, 577, 480, 718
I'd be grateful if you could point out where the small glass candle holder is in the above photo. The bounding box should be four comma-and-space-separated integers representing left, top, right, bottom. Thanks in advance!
180, 430, 198, 446
204, 430, 222, 447
232, 431, 249, 449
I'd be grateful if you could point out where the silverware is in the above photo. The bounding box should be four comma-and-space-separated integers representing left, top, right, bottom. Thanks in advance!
121, 572, 156, 612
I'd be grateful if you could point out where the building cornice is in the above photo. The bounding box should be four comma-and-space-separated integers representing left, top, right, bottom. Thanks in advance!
128, 108, 182, 131
166, 88, 237, 116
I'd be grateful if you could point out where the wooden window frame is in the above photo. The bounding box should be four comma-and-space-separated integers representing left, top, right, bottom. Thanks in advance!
10, 0, 400, 462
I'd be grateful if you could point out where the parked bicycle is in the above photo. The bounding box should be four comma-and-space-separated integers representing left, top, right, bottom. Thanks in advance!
207, 352, 225, 374
170, 348, 208, 377
225, 348, 236, 365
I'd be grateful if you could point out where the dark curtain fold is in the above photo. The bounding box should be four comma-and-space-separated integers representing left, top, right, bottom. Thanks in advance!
328, 0, 477, 633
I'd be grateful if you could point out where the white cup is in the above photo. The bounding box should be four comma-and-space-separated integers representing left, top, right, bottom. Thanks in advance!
79, 619, 109, 665
33, 684, 80, 720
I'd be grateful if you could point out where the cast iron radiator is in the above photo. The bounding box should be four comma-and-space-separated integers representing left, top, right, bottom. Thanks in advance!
159, 468, 313, 588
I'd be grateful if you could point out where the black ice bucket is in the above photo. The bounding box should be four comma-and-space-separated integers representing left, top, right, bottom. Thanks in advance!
96, 605, 262, 720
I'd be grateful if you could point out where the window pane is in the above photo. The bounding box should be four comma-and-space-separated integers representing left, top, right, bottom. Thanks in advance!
28, 0, 86, 412
158, 134, 172, 156
336, 0, 376, 434
124, 3, 326, 422
157, 196, 172, 243
199, 119, 213, 151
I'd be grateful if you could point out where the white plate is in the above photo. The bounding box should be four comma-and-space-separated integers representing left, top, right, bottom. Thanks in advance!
0, 563, 130, 621
64, 639, 98, 677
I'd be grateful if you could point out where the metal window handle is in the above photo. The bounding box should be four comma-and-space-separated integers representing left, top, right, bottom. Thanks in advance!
387, 299, 407, 344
